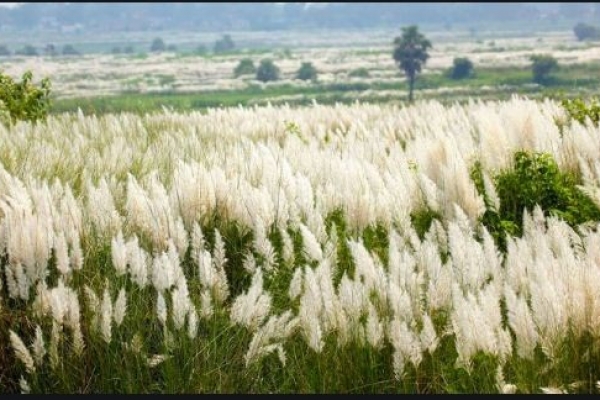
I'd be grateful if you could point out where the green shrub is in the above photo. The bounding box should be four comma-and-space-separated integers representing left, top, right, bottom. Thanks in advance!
0, 70, 51, 126
561, 97, 600, 127
447, 57, 474, 80
234, 58, 256, 78
256, 59, 280, 82
472, 151, 600, 251
530, 54, 559, 85
296, 62, 318, 82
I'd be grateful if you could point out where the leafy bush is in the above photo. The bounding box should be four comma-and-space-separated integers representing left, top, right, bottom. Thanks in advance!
256, 59, 280, 82
0, 70, 51, 126
472, 151, 600, 250
296, 62, 318, 82
561, 97, 600, 127
447, 57, 474, 80
234, 58, 256, 78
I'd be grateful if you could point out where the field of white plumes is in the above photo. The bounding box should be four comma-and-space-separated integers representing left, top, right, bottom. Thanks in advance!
2, 97, 600, 393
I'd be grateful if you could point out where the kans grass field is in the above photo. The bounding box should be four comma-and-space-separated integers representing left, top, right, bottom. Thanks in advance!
3, 27, 600, 393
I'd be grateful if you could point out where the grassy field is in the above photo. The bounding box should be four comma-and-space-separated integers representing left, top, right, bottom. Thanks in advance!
47, 62, 600, 115
2, 99, 600, 393
5, 25, 600, 394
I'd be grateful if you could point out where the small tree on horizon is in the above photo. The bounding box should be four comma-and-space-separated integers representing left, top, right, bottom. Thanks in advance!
150, 37, 166, 53
234, 58, 256, 78
530, 54, 559, 84
393, 25, 432, 102
448, 57, 474, 80
296, 62, 318, 82
256, 59, 280, 82
573, 22, 600, 41
214, 34, 235, 54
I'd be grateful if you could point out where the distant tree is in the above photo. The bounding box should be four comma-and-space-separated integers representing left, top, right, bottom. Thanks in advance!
348, 67, 370, 78
213, 34, 235, 54
111, 46, 122, 54
392, 25, 432, 102
196, 44, 208, 55
15, 45, 38, 56
62, 44, 80, 56
123, 45, 135, 54
150, 37, 166, 52
256, 59, 280, 82
167, 44, 178, 52
0, 45, 11, 56
296, 62, 318, 82
234, 58, 256, 78
45, 44, 57, 57
530, 54, 559, 84
573, 23, 600, 41
448, 57, 474, 79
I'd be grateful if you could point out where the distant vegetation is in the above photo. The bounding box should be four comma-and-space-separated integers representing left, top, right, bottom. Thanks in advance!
447, 57, 474, 80
256, 59, 280, 82
296, 62, 318, 82
214, 34, 235, 54
234, 58, 256, 78
393, 25, 432, 102
573, 22, 600, 41
530, 54, 559, 84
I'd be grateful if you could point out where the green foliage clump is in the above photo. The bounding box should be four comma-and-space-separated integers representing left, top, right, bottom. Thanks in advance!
472, 151, 600, 251
0, 70, 51, 127
530, 54, 559, 85
296, 62, 318, 82
560, 97, 600, 127
447, 57, 474, 80
256, 59, 280, 82
234, 58, 256, 78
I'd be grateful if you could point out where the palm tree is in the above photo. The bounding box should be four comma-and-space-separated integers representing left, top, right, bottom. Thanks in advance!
393, 25, 432, 102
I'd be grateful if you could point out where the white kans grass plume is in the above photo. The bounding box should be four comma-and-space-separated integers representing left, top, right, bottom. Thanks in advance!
230, 268, 272, 331
10, 330, 36, 374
